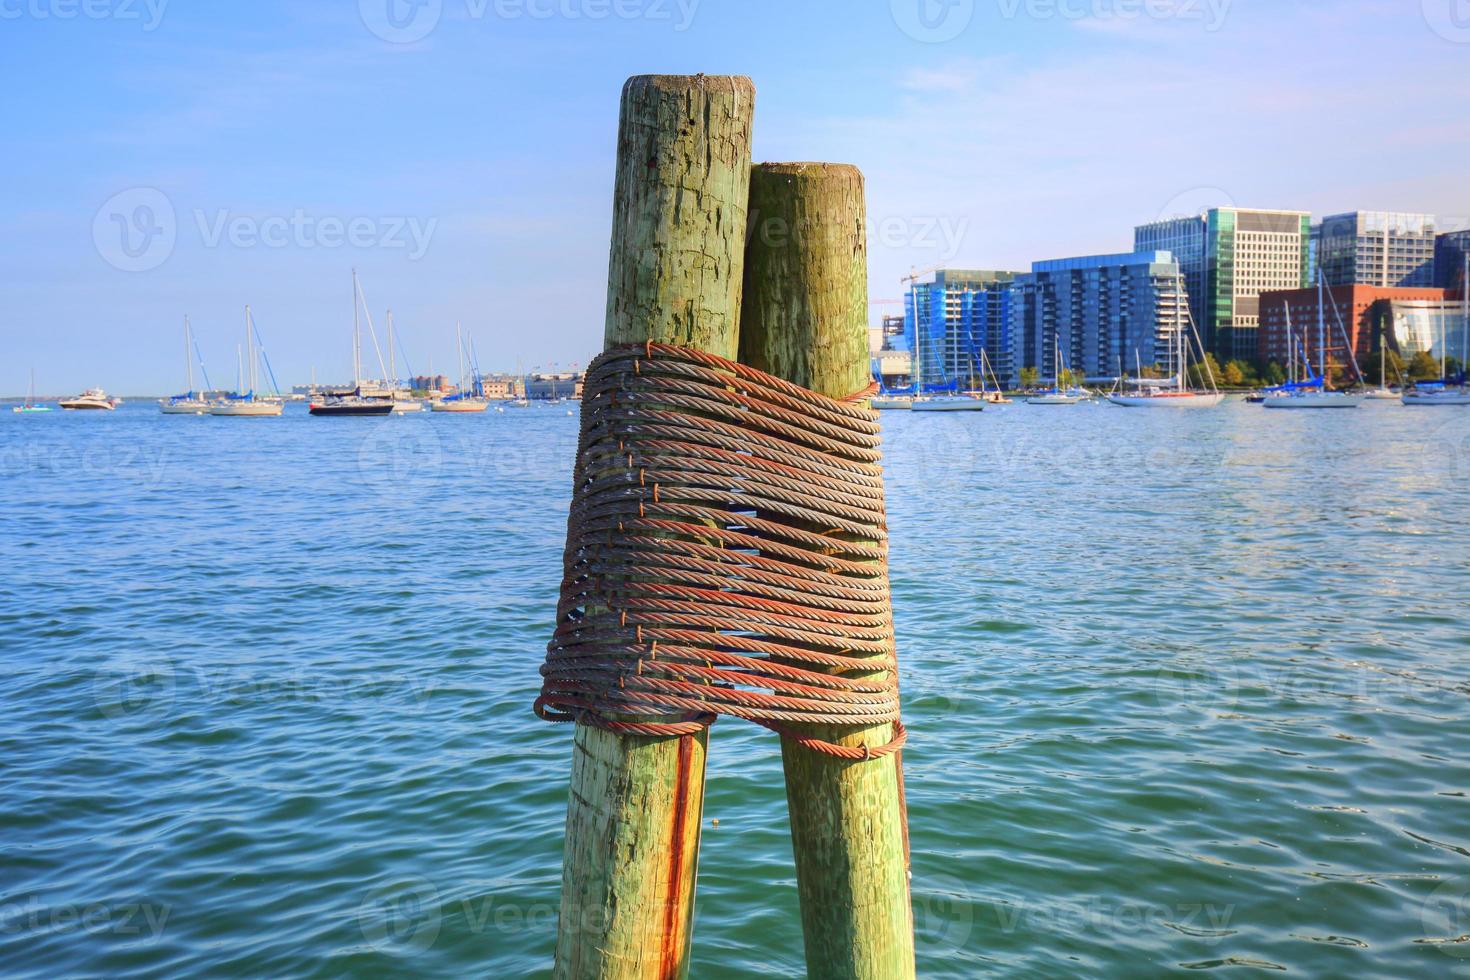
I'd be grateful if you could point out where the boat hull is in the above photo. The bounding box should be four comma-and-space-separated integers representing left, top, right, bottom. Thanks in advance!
59, 401, 115, 410
12, 406, 51, 413
1401, 391, 1470, 406
159, 400, 210, 415
1026, 395, 1085, 406
870, 397, 913, 410
309, 403, 393, 416
912, 398, 985, 412
390, 401, 423, 413
1262, 393, 1365, 410
430, 400, 489, 413
209, 402, 284, 417
1107, 393, 1224, 408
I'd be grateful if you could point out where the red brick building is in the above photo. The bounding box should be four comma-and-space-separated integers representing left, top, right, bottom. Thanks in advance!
1257, 285, 1450, 373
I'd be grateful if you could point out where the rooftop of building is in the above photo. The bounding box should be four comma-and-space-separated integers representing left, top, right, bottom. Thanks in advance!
1031, 250, 1179, 273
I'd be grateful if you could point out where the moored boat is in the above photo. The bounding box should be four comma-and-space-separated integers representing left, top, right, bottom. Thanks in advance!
59, 388, 119, 410
1263, 276, 1363, 410
1027, 338, 1089, 405
160, 316, 212, 414
309, 388, 395, 416
1107, 280, 1223, 408
429, 323, 489, 413
13, 370, 51, 413
208, 306, 284, 417
1400, 254, 1470, 407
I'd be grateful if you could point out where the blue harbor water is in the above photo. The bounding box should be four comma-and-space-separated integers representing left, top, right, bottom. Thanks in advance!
2, 400, 1469, 977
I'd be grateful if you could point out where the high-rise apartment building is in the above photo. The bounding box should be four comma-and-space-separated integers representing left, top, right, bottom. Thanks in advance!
903, 269, 1021, 388
1315, 211, 1436, 288
1136, 208, 1311, 361
1010, 251, 1189, 384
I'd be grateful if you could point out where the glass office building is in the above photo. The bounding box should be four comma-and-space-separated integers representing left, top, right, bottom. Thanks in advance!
1010, 251, 1188, 383
1315, 211, 1436, 288
1385, 300, 1470, 363
1436, 230, 1470, 290
1137, 208, 1311, 361
902, 269, 1021, 389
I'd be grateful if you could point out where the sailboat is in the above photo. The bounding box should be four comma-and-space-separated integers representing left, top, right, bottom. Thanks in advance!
1403, 253, 1470, 406
160, 316, 212, 414
1364, 335, 1400, 401
209, 306, 284, 416
976, 348, 1011, 404
1027, 337, 1088, 405
910, 314, 983, 412
386, 310, 422, 412
1264, 272, 1364, 410
12, 369, 51, 413
430, 323, 489, 413
1108, 277, 1223, 408
310, 272, 395, 416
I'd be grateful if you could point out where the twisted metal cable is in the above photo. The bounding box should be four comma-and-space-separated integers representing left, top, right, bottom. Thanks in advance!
536, 343, 905, 761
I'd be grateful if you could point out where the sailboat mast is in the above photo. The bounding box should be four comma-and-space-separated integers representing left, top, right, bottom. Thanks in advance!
456, 321, 465, 396
244, 306, 253, 395
352, 269, 362, 386
1316, 270, 1327, 384
1175, 269, 1184, 393
388, 309, 396, 386
184, 316, 195, 395
1462, 253, 1468, 383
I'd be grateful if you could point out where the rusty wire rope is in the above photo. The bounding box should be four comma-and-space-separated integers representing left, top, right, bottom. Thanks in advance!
535, 343, 906, 761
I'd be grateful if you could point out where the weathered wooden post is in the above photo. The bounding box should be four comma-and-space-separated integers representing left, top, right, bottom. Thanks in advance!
553, 73, 755, 979
739, 162, 916, 979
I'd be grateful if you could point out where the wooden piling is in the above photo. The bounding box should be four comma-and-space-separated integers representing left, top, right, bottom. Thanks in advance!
554, 73, 755, 980
739, 162, 916, 980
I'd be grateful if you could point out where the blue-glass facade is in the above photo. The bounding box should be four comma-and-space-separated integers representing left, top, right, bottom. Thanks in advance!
902, 270, 1020, 389
1011, 251, 1189, 383
1436, 230, 1470, 291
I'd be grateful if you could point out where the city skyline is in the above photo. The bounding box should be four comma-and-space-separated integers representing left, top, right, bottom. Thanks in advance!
5, 1, 1470, 393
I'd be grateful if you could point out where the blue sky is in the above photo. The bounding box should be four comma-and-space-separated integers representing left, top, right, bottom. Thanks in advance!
3, 0, 1469, 393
